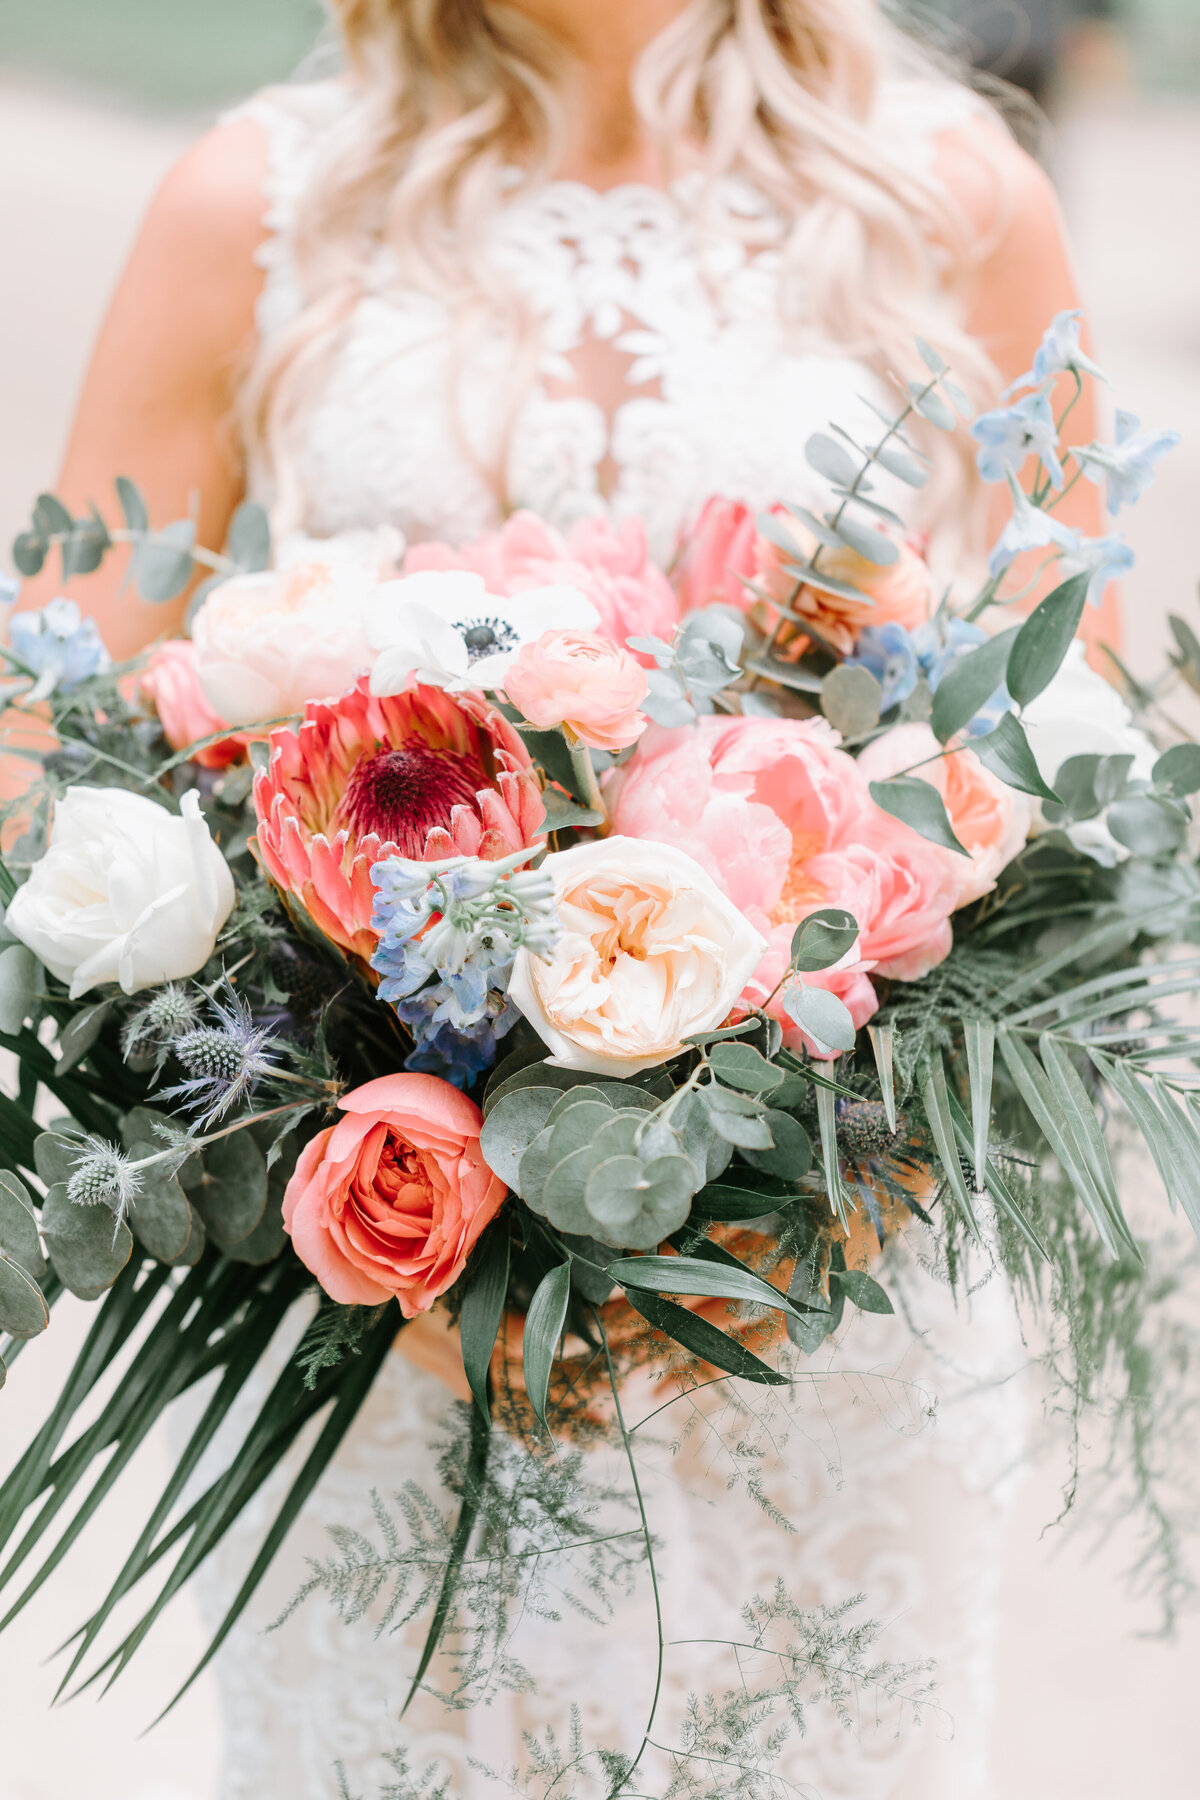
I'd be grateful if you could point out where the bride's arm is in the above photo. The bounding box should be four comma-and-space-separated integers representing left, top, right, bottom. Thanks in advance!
12, 118, 268, 661
935, 115, 1120, 649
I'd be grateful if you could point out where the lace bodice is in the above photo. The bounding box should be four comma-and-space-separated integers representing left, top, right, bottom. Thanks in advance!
237, 78, 984, 565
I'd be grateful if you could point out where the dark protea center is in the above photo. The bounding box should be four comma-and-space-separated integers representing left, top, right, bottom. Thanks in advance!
338, 743, 488, 856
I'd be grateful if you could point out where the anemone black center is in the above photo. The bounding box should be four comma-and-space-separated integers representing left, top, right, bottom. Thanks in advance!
340, 744, 486, 856
455, 616, 519, 665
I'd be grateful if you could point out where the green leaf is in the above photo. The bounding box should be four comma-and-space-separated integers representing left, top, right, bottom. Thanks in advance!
1107, 796, 1188, 858
963, 1018, 995, 1193
782, 982, 857, 1054
829, 1268, 894, 1314
189, 1131, 268, 1251
1038, 1033, 1135, 1255
868, 777, 969, 856
688, 1179, 802, 1222
740, 1110, 811, 1181
699, 1085, 773, 1150
114, 476, 149, 534
682, 1020, 760, 1049
585, 1154, 695, 1248
908, 382, 956, 430
459, 1222, 510, 1424
522, 1262, 572, 1434
919, 1055, 981, 1240
929, 626, 1019, 744
479, 1087, 560, 1189
539, 787, 607, 833
225, 501, 271, 573
707, 1041, 784, 1093
0, 1253, 48, 1341
0, 945, 41, 1036
969, 710, 1059, 802
34, 493, 73, 540
131, 519, 196, 604
545, 1099, 614, 1167
944, 1089, 1048, 1261
33, 1131, 87, 1188
866, 1022, 897, 1133
608, 1253, 806, 1321
621, 1287, 788, 1385
12, 534, 47, 578
56, 1001, 114, 1075
820, 664, 882, 737
124, 1145, 197, 1265
0, 1171, 46, 1280
790, 908, 859, 973
998, 1029, 1124, 1258
805, 432, 860, 487
873, 440, 930, 488
1005, 573, 1089, 707
1153, 744, 1200, 798
1095, 1054, 1200, 1239
40, 1185, 133, 1299
814, 1084, 845, 1225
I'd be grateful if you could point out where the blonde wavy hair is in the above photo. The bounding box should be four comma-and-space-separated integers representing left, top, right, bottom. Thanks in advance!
244, 0, 1005, 538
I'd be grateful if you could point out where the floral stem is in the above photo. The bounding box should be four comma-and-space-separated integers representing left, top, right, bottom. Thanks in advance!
566, 733, 607, 824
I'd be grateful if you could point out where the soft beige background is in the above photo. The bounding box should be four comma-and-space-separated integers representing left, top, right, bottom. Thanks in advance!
1, 68, 1200, 1800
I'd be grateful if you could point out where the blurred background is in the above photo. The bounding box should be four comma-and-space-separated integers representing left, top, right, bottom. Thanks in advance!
0, 3, 1198, 1798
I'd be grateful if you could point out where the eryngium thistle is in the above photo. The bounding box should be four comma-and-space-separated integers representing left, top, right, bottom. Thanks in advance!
121, 981, 204, 1070
66, 1136, 143, 1220
835, 1099, 903, 1160
160, 988, 278, 1126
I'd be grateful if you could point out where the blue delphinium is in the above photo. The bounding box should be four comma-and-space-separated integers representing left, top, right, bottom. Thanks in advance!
371, 848, 560, 1088
845, 622, 919, 710
971, 389, 1064, 489
7, 598, 111, 702
1075, 411, 1180, 515
1058, 531, 1137, 609
988, 477, 1081, 579
1004, 308, 1108, 393
912, 616, 1013, 737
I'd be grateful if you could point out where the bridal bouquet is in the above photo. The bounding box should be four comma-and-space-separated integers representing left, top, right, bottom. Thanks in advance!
0, 314, 1194, 1776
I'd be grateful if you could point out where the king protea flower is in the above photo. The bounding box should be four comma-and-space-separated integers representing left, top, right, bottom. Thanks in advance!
252, 678, 545, 959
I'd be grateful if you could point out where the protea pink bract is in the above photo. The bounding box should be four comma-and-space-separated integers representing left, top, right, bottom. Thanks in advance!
252, 678, 545, 960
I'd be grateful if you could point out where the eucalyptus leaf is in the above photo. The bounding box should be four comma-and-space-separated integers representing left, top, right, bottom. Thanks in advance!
0, 1171, 45, 1280
907, 382, 955, 430
820, 664, 882, 736
226, 501, 271, 573
41, 1183, 133, 1299
868, 777, 968, 856
0, 944, 41, 1036
805, 432, 860, 487
700, 1085, 774, 1150
782, 982, 857, 1055
479, 1087, 561, 1190
928, 626, 1018, 745
872, 440, 930, 488
783, 503, 842, 550
1153, 743, 1200, 798
1005, 573, 1089, 707
12, 534, 47, 578
33, 1131, 87, 1188
56, 1000, 114, 1075
131, 518, 197, 604
970, 711, 1059, 802
540, 1146, 598, 1235
915, 337, 948, 375
190, 1131, 268, 1250
707, 1041, 784, 1093
790, 908, 859, 973
0, 1253, 48, 1341
741, 1110, 812, 1181
115, 475, 149, 534
829, 1268, 894, 1315
829, 512, 899, 566
1107, 796, 1187, 858
546, 1099, 615, 1166
585, 1154, 695, 1248
522, 1262, 571, 1433
125, 1144, 197, 1264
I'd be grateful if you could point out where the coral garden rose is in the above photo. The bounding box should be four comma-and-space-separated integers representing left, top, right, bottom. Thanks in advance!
607, 714, 960, 1045
6, 786, 235, 998
857, 723, 1035, 910
252, 677, 545, 961
503, 630, 649, 752
141, 640, 243, 770
192, 561, 376, 728
754, 511, 933, 657
404, 510, 680, 661
507, 836, 766, 1076
282, 1072, 506, 1316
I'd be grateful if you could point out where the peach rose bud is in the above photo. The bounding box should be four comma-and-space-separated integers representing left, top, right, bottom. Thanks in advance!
282, 1072, 507, 1317
503, 629, 650, 753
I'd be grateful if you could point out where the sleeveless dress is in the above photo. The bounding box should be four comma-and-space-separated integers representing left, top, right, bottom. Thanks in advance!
196, 79, 1030, 1800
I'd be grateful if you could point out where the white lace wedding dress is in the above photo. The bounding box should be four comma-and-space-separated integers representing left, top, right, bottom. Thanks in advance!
194, 78, 1031, 1800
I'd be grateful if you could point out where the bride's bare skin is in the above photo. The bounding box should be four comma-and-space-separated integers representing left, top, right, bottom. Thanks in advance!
13, 0, 1116, 656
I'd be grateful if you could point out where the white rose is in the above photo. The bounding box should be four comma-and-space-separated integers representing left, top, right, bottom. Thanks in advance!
1022, 643, 1158, 865
191, 562, 376, 727
507, 836, 766, 1075
5, 787, 235, 998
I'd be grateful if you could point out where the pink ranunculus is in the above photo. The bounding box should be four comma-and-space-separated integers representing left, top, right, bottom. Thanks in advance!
857, 723, 1035, 912
252, 677, 545, 961
608, 711, 960, 1045
405, 510, 680, 662
140, 641, 243, 770
754, 514, 934, 658
282, 1073, 507, 1317
504, 630, 649, 752
675, 497, 760, 614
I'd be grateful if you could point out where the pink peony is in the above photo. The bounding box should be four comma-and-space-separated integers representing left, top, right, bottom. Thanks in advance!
857, 722, 1035, 911
504, 630, 649, 752
607, 713, 959, 1047
675, 497, 760, 614
140, 640, 243, 770
282, 1073, 507, 1316
252, 677, 545, 961
405, 511, 680, 661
